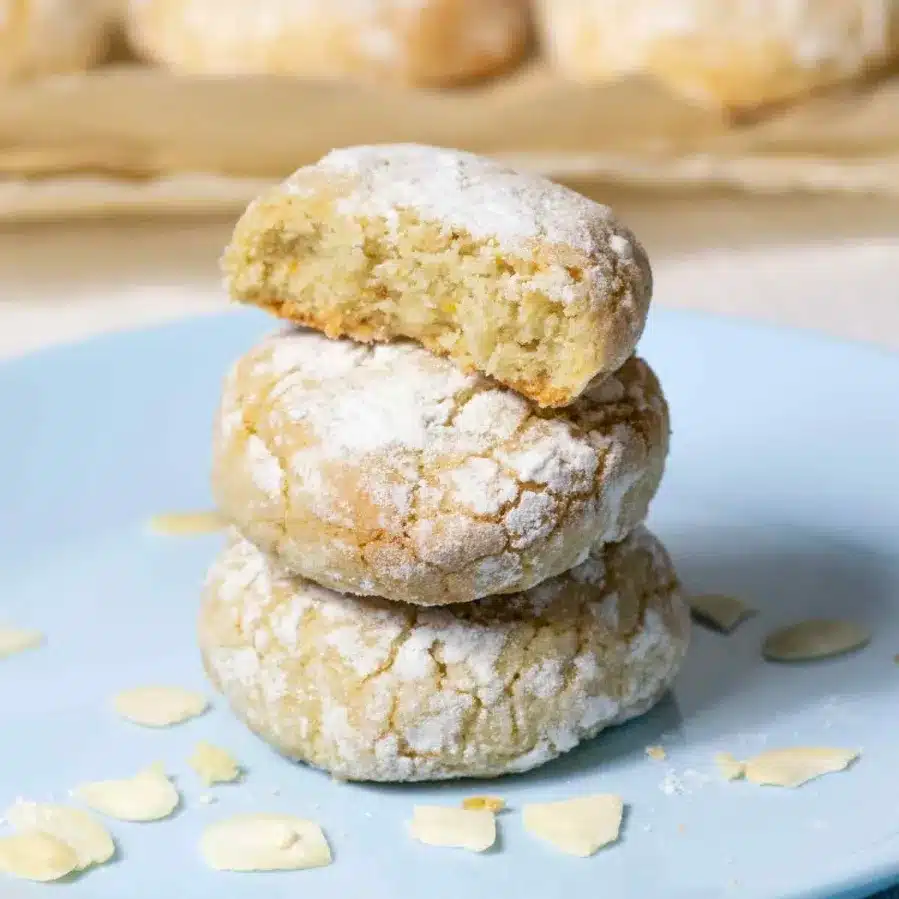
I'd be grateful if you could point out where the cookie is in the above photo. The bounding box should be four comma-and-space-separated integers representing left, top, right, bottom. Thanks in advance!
222, 145, 652, 408
212, 329, 669, 606
535, 0, 899, 112
199, 527, 689, 783
0, 0, 114, 80
125, 0, 529, 85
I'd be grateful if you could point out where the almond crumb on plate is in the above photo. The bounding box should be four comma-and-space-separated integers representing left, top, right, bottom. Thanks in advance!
714, 752, 746, 781
0, 832, 78, 882
188, 742, 241, 785
461, 796, 505, 813
74, 766, 180, 822
645, 745, 667, 761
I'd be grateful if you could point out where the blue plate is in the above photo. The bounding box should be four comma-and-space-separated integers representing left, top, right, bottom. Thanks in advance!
2, 308, 898, 899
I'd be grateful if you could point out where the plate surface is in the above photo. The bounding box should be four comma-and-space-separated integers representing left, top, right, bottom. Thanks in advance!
2, 308, 898, 899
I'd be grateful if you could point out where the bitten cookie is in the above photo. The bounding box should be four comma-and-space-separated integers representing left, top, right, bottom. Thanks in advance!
126, 0, 530, 85
200, 527, 689, 783
535, 0, 899, 112
222, 145, 652, 408
0, 0, 114, 80
212, 329, 669, 606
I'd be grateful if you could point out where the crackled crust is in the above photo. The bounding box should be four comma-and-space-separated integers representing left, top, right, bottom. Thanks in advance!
126, 0, 529, 85
211, 329, 670, 606
222, 145, 652, 408
199, 527, 689, 782
0, 0, 114, 80
536, 0, 899, 112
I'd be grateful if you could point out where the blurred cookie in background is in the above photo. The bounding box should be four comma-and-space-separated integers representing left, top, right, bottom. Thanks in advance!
0, 0, 117, 80
535, 0, 899, 113
125, 0, 531, 85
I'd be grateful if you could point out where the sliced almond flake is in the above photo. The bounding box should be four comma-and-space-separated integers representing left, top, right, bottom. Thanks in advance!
113, 686, 208, 727
688, 594, 756, 633
763, 620, 870, 662
714, 752, 746, 781
0, 832, 78, 882
409, 806, 496, 852
0, 627, 44, 658
461, 796, 505, 813
744, 748, 859, 788
645, 745, 667, 761
74, 767, 180, 822
522, 795, 623, 857
188, 742, 242, 785
200, 814, 331, 871
147, 510, 227, 536
5, 802, 114, 870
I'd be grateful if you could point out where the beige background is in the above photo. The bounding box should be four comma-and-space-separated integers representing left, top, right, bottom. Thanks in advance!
1, 188, 898, 358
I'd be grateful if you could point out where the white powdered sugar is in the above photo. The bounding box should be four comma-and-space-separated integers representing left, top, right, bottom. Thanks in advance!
214, 330, 669, 604
201, 527, 690, 782
292, 144, 641, 270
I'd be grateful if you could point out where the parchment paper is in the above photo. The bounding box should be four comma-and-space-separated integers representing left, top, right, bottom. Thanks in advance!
1, 63, 898, 221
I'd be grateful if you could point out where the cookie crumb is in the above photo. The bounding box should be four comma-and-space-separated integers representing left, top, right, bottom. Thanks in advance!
763, 620, 869, 662
522, 795, 623, 857
744, 747, 859, 788
688, 594, 755, 633
113, 686, 208, 727
201, 814, 331, 871
461, 796, 505, 813
409, 806, 496, 853
645, 745, 666, 761
148, 510, 226, 536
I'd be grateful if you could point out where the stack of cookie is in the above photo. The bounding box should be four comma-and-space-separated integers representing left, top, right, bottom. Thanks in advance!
199, 145, 690, 783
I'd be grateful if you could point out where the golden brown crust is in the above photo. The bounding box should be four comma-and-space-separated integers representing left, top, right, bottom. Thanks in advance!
127, 0, 530, 85
199, 527, 690, 782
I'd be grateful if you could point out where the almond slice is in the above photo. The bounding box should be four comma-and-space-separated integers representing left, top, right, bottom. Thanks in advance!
5, 802, 114, 870
0, 626, 43, 658
763, 620, 870, 662
645, 745, 667, 761
147, 510, 226, 536
409, 806, 496, 852
0, 832, 78, 882
744, 748, 859, 788
113, 686, 208, 727
200, 814, 331, 871
523, 795, 623, 857
714, 752, 746, 781
188, 742, 242, 785
74, 767, 180, 822
688, 594, 756, 633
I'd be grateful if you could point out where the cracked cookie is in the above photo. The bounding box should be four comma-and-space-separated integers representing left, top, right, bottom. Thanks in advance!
126, 0, 529, 85
0, 0, 114, 80
199, 527, 689, 782
211, 329, 669, 606
535, 0, 899, 113
221, 145, 652, 408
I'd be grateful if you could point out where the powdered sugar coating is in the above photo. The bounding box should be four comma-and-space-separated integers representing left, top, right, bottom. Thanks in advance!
293, 144, 651, 310
199, 527, 690, 782
0, 0, 114, 79
126, 0, 528, 83
212, 329, 670, 606
537, 0, 899, 108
